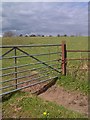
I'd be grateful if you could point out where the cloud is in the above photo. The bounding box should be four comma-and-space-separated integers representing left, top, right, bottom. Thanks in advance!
2, 0, 89, 2
0, 3, 2, 35
2, 2, 88, 36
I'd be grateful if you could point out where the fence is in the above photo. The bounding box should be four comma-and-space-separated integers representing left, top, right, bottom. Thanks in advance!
0, 41, 90, 96
0, 44, 62, 96
61, 41, 90, 75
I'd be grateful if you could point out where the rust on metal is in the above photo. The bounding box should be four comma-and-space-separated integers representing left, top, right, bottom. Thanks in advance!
62, 41, 67, 75
66, 58, 90, 60
67, 50, 90, 52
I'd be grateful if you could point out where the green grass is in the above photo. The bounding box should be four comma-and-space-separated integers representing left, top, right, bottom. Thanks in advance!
2, 36, 88, 67
1, 36, 89, 94
2, 91, 86, 118
57, 75, 89, 95
2, 36, 88, 65
1, 36, 89, 118
2, 36, 88, 47
2, 36, 88, 94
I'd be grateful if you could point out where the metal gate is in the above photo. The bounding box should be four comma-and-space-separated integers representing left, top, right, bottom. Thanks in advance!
0, 44, 62, 96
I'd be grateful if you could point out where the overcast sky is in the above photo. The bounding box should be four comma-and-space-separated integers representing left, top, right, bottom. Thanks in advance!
2, 2, 88, 36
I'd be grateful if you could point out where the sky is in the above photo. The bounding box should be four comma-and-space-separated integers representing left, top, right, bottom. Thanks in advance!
1, 2, 89, 36
1, 0, 90, 2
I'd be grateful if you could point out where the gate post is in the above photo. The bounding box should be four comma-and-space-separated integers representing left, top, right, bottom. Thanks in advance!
62, 41, 67, 75
14, 47, 18, 89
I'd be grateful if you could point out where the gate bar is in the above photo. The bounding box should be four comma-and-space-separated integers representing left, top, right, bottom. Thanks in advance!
1, 63, 60, 83
0, 59, 61, 71
0, 76, 58, 96
0, 44, 62, 48
1, 74, 49, 90
2, 48, 14, 57
2, 52, 61, 59
16, 47, 61, 73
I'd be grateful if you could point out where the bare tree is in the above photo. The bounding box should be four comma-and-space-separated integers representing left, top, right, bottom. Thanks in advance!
3, 31, 15, 37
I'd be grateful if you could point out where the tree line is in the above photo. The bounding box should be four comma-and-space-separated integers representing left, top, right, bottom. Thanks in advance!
3, 31, 75, 37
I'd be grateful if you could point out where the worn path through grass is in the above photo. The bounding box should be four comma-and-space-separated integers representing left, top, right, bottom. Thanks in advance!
2, 91, 86, 118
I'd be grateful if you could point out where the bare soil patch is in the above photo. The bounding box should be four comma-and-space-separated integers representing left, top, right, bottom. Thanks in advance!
18, 71, 88, 116
18, 70, 51, 93
38, 85, 88, 116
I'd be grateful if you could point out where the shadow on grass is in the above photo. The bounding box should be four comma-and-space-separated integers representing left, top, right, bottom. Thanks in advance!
2, 91, 22, 102
2, 77, 58, 102
33, 77, 58, 95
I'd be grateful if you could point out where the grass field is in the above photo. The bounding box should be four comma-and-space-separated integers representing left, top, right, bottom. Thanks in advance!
2, 91, 85, 118
2, 36, 89, 94
1, 36, 89, 118
2, 36, 88, 67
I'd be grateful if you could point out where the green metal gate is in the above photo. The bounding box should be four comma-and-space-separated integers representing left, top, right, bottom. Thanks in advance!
0, 44, 62, 96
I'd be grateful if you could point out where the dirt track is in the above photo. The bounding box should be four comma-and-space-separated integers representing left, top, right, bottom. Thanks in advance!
38, 85, 88, 116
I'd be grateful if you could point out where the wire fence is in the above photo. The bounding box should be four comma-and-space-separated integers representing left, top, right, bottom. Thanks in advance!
61, 41, 90, 76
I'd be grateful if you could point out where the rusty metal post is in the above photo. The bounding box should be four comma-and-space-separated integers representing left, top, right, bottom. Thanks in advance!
14, 47, 17, 89
62, 41, 67, 75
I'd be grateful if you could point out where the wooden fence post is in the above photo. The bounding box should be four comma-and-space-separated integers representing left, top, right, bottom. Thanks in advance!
62, 41, 67, 75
